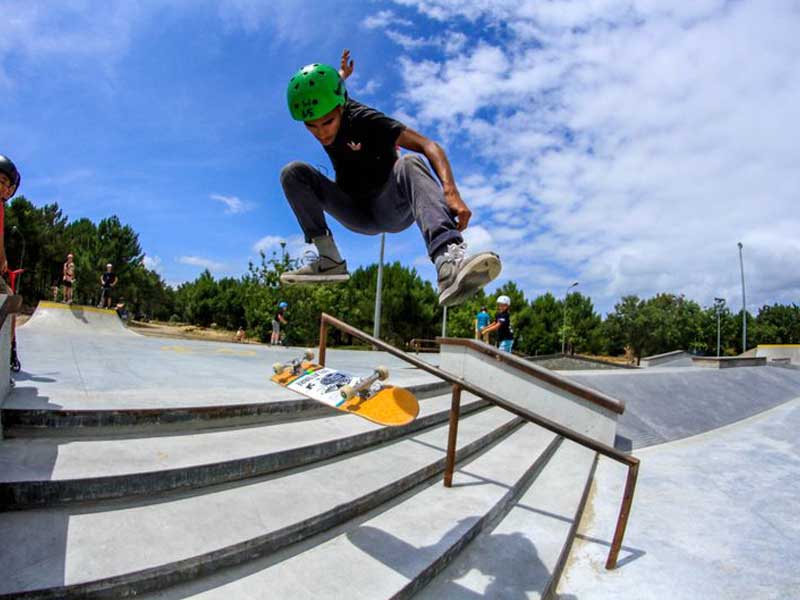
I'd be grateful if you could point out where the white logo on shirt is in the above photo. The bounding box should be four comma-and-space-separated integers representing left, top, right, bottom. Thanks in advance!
347, 141, 362, 151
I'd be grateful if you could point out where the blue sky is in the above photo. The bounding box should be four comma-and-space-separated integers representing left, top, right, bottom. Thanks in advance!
3, 0, 799, 315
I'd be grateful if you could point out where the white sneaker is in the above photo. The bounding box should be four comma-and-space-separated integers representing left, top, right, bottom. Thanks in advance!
437, 242, 502, 306
280, 251, 350, 285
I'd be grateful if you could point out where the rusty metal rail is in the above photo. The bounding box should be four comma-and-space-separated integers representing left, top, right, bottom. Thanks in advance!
318, 312, 639, 570
407, 338, 440, 354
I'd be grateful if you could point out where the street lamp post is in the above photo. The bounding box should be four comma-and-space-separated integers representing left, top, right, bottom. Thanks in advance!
373, 233, 386, 340
737, 242, 746, 352
562, 281, 579, 355
714, 297, 725, 357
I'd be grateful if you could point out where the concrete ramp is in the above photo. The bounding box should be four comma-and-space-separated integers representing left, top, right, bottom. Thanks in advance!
640, 350, 694, 368
21, 301, 135, 337
566, 365, 800, 449
754, 344, 800, 365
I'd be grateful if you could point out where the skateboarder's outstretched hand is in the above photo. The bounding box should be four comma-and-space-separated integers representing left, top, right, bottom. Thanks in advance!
339, 48, 354, 80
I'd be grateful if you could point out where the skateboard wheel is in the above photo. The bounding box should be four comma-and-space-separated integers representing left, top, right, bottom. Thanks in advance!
340, 385, 355, 401
304, 349, 315, 360
376, 366, 389, 381
272, 362, 286, 374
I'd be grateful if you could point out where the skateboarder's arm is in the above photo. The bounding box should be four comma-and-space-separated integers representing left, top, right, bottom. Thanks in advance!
481, 322, 500, 335
396, 128, 471, 231
339, 49, 354, 80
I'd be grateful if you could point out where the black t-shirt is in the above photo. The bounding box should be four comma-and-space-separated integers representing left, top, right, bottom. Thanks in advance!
324, 99, 406, 200
102, 272, 116, 287
494, 310, 513, 341
275, 308, 286, 321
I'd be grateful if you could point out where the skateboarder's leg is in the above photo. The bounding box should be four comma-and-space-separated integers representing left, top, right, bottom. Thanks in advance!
281, 161, 385, 283
380, 154, 462, 258
381, 155, 501, 306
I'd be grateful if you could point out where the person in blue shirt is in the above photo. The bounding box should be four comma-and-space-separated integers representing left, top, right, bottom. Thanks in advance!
475, 306, 491, 341
272, 301, 289, 345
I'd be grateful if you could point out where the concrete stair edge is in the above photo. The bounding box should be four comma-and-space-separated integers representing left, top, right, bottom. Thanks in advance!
2, 381, 452, 438
138, 423, 564, 600
396, 435, 565, 600
1, 396, 489, 509
417, 441, 599, 600
0, 412, 524, 600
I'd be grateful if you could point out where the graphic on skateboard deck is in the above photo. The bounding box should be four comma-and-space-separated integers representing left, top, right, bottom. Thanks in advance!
271, 350, 419, 427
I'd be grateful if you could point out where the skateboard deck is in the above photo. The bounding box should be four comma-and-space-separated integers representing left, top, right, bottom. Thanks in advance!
271, 352, 419, 427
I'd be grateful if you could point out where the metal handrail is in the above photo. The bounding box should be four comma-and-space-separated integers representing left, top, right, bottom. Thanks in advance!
318, 313, 638, 570
407, 338, 440, 354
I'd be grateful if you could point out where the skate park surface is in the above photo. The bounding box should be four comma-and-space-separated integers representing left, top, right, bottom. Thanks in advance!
8, 301, 440, 412
1, 300, 798, 599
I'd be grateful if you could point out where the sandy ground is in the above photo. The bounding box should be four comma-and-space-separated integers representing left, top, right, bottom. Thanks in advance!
128, 320, 260, 344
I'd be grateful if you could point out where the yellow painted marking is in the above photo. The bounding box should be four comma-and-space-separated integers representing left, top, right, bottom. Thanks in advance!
758, 344, 800, 348
216, 348, 257, 357
37, 301, 116, 315
161, 345, 257, 357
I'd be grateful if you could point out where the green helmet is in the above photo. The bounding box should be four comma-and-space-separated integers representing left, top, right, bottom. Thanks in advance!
287, 63, 347, 122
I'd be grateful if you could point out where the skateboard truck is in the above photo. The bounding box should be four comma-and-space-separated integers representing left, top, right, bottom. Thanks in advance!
339, 366, 389, 401
272, 349, 315, 376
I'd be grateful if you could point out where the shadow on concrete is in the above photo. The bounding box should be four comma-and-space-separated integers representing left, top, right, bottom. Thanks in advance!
11, 370, 57, 384
346, 520, 579, 600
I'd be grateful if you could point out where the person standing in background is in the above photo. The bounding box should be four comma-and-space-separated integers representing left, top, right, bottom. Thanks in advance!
475, 306, 491, 341
0, 155, 21, 294
99, 264, 117, 308
62, 254, 76, 304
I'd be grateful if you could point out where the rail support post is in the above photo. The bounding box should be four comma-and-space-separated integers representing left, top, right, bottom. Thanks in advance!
605, 458, 640, 569
443, 384, 462, 487
318, 315, 329, 367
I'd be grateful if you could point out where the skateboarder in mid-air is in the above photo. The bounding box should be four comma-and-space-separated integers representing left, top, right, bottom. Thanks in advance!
279, 50, 501, 306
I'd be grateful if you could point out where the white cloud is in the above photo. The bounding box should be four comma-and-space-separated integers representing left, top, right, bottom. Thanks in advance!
252, 234, 313, 259
362, 10, 412, 30
210, 193, 254, 214
346, 73, 382, 97
390, 0, 800, 313
0, 2, 147, 86
143, 255, 162, 270
178, 256, 226, 272
462, 225, 493, 253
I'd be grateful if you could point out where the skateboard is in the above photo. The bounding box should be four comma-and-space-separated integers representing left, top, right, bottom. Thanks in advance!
271, 350, 419, 427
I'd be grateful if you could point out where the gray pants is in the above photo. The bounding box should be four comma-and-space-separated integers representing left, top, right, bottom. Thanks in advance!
280, 155, 462, 259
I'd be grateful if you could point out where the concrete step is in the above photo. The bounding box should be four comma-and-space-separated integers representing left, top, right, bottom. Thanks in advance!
139, 422, 563, 600
2, 380, 450, 438
418, 440, 597, 599
0, 393, 488, 509
0, 407, 521, 599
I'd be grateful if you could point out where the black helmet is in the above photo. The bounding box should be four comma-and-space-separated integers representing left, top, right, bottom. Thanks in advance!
0, 154, 20, 196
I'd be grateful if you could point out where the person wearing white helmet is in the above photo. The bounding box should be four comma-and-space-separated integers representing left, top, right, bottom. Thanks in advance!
480, 294, 514, 353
